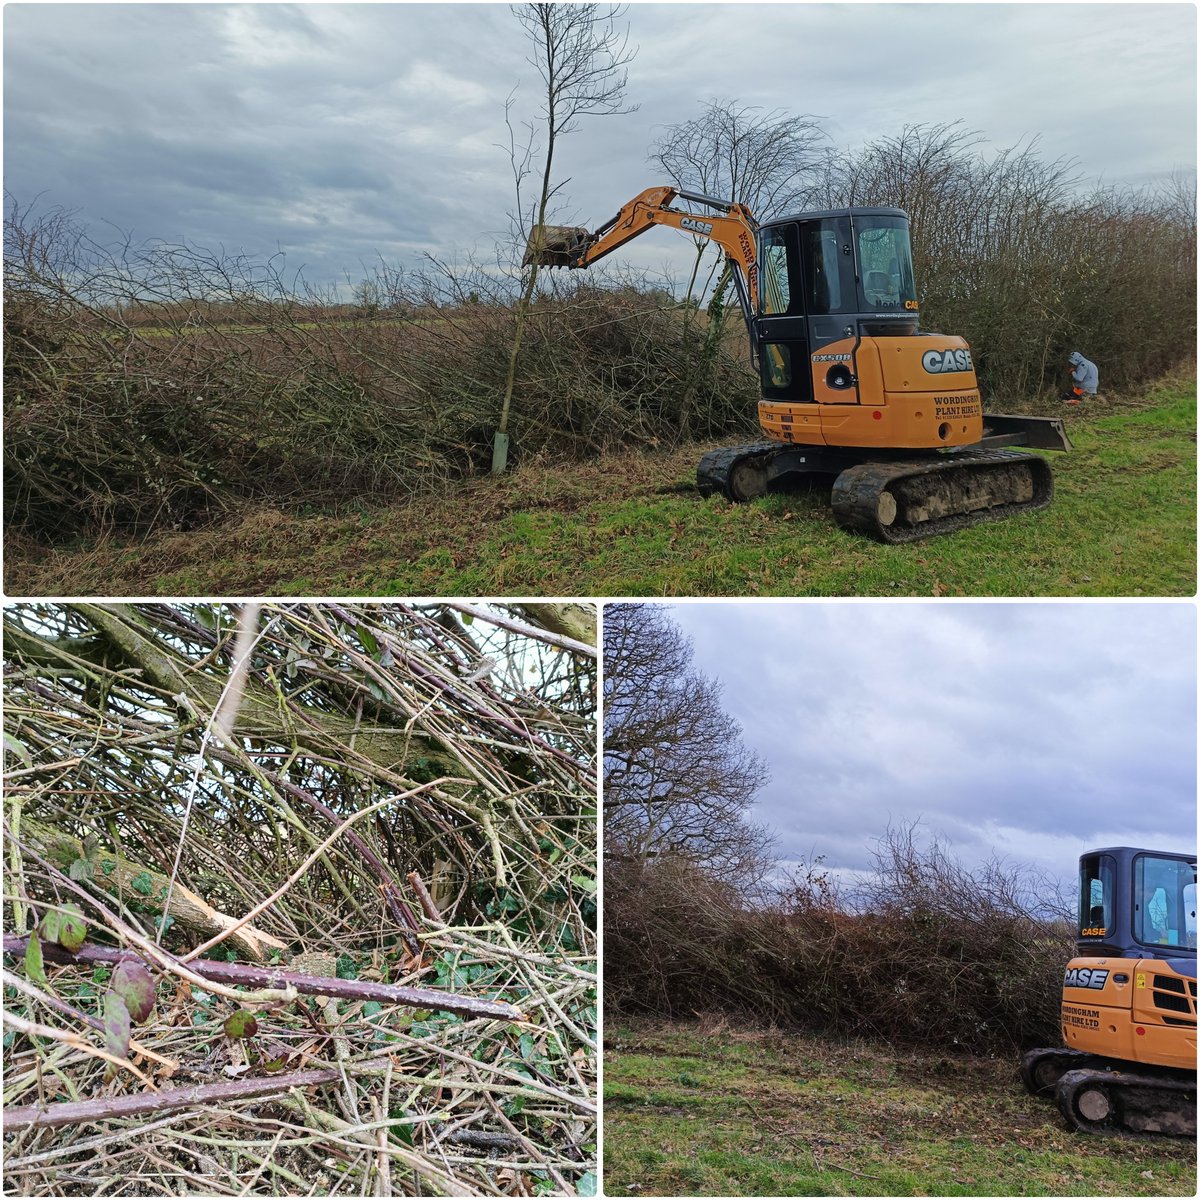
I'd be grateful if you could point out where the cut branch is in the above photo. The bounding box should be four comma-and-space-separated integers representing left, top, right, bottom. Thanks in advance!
3, 936, 527, 1022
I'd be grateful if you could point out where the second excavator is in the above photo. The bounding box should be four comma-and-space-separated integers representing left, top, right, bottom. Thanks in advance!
1021, 846, 1196, 1136
526, 186, 1071, 542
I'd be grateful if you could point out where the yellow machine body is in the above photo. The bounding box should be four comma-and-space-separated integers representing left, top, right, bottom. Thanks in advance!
758, 334, 983, 450
1061, 955, 1198, 1072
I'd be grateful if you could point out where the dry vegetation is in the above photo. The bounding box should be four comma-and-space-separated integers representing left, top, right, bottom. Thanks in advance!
2, 602, 597, 1197
604, 831, 1072, 1056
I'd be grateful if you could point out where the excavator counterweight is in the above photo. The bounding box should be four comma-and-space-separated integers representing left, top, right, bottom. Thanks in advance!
523, 183, 1071, 541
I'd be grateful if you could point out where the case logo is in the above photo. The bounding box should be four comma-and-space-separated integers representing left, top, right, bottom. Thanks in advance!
1064, 966, 1110, 990
921, 348, 973, 374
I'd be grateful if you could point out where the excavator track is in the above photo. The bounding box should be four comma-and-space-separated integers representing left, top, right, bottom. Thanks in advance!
697, 444, 1054, 542
1020, 1047, 1109, 1096
696, 443, 783, 503
830, 449, 1054, 543
1054, 1067, 1197, 1137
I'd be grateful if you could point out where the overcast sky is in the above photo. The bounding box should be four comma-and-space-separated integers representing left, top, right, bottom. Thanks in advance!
665, 601, 1197, 903
4, 3, 1196, 293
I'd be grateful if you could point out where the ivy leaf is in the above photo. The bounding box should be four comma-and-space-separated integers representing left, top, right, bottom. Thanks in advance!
570, 874, 597, 895
110, 960, 156, 1024
103, 992, 131, 1061
24, 930, 47, 987
576, 1172, 598, 1197
69, 857, 95, 882
224, 1009, 258, 1039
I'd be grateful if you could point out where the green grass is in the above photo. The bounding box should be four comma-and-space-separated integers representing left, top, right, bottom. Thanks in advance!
603, 1020, 1197, 1196
6, 376, 1194, 597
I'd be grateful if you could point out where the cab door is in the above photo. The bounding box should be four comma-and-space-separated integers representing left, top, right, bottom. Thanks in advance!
756, 224, 813, 405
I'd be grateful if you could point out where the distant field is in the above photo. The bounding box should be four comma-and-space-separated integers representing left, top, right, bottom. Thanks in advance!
604, 1020, 1197, 1197
6, 376, 1194, 598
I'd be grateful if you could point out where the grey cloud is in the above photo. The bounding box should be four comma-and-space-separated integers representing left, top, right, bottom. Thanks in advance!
5, 4, 1193, 292
667, 601, 1196, 896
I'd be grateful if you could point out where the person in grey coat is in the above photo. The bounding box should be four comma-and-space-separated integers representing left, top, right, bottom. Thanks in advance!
1064, 351, 1099, 404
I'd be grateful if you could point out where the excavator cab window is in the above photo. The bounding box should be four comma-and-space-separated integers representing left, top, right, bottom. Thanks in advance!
760, 227, 792, 316
799, 218, 854, 315
855, 217, 918, 312
1078, 852, 1116, 938
1134, 854, 1198, 950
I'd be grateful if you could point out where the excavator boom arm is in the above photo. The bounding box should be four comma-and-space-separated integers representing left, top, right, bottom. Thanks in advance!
525, 186, 761, 324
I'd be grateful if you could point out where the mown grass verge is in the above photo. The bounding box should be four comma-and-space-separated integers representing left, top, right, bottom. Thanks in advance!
5, 375, 1194, 598
603, 1020, 1197, 1197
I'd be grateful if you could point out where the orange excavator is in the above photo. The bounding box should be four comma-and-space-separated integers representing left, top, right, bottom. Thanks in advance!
1021, 846, 1196, 1136
526, 186, 1071, 542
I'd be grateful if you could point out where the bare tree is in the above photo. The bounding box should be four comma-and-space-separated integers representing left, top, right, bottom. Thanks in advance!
649, 100, 826, 321
494, 2, 637, 473
603, 603, 772, 882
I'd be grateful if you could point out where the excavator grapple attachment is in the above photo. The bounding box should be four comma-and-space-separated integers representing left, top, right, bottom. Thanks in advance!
523, 225, 589, 267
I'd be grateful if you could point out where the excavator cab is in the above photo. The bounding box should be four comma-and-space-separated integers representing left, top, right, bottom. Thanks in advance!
1077, 847, 1197, 957
755, 208, 920, 405
1021, 846, 1197, 1136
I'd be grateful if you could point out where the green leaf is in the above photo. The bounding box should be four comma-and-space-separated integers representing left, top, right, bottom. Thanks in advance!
359, 628, 379, 655
38, 908, 61, 945
24, 930, 47, 987
570, 874, 596, 895
57, 904, 87, 953
103, 992, 131, 1061
3, 732, 32, 767
110, 960, 156, 1024
362, 1001, 383, 1019
576, 1172, 598, 1197
224, 1009, 258, 1039
130, 872, 154, 896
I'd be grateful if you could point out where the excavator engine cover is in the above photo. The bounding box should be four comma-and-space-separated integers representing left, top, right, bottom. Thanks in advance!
523, 225, 589, 267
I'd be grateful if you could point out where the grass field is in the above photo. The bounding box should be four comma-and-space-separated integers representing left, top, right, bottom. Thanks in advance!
6, 376, 1194, 597
603, 1020, 1197, 1197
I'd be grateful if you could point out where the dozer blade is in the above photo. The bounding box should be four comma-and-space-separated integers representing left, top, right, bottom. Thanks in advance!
523, 224, 589, 268
981, 412, 1073, 452
831, 448, 1054, 543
